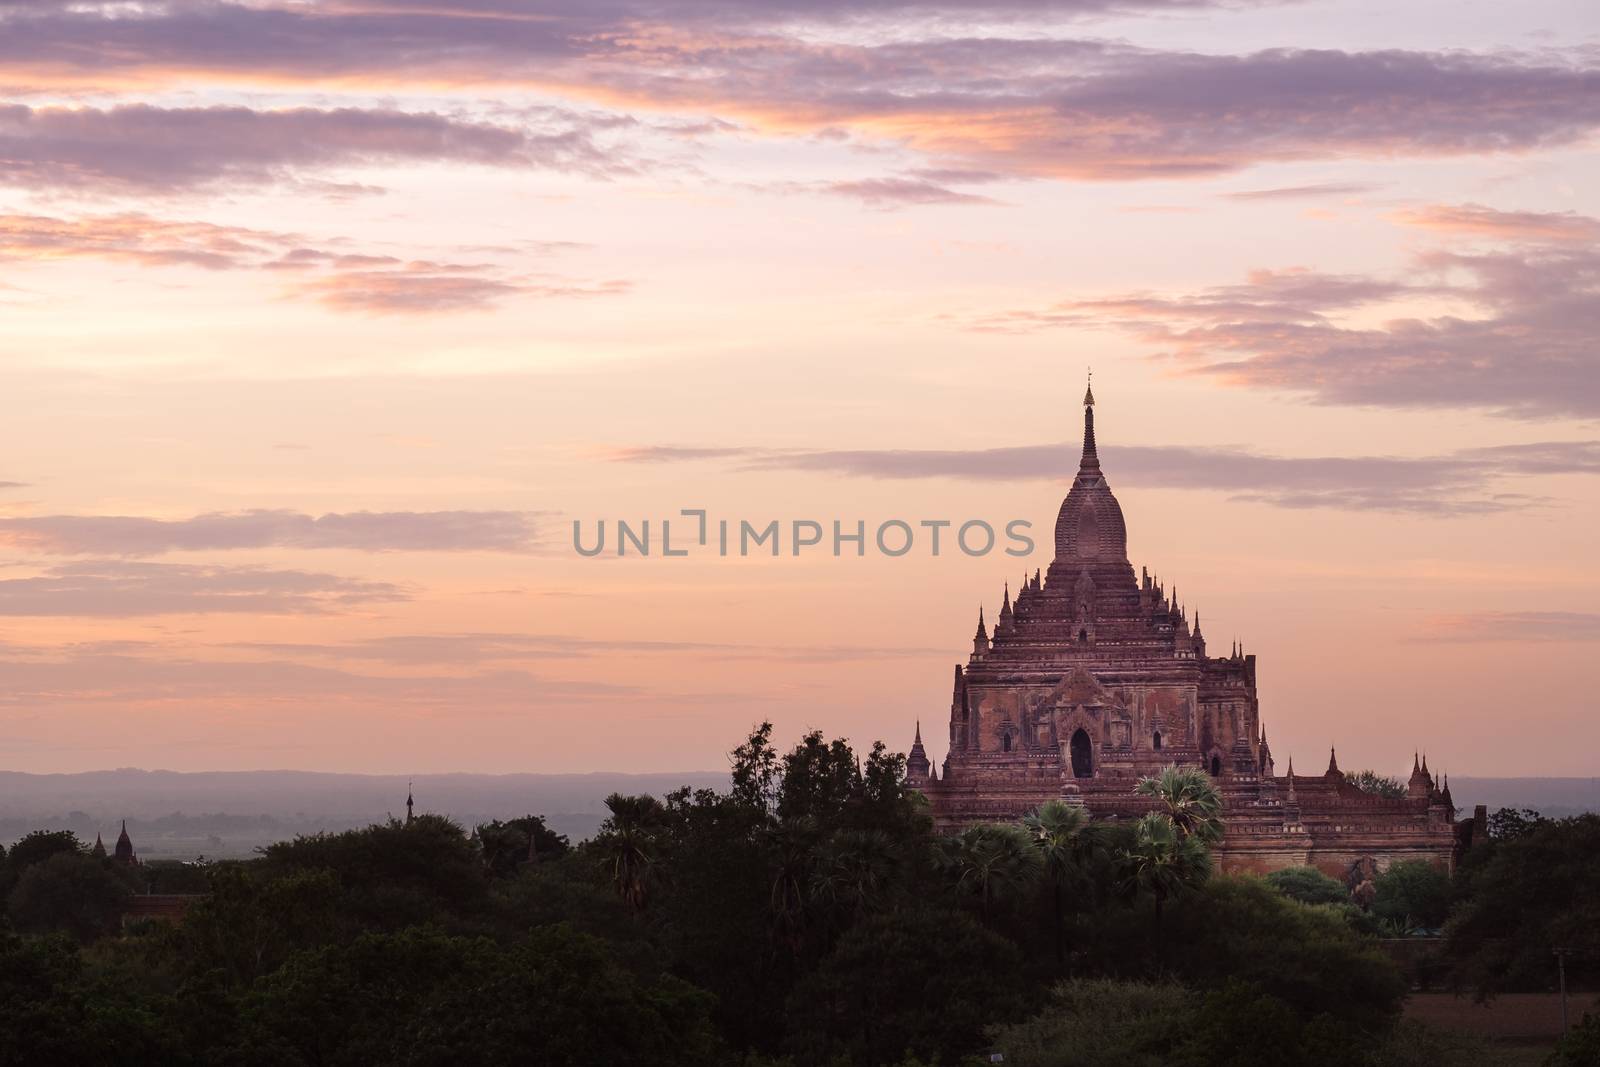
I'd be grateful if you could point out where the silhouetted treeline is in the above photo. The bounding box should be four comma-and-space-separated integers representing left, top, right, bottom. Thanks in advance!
0, 725, 1595, 1065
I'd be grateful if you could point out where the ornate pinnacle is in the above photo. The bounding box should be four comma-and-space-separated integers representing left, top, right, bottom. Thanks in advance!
1079, 373, 1100, 472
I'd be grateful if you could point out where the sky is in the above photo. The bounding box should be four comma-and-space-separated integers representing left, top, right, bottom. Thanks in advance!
0, 0, 1597, 778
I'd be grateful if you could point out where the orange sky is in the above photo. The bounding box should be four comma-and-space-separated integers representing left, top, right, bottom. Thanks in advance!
1, 0, 1597, 777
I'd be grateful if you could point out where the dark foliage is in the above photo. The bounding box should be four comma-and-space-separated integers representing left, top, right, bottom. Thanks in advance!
474, 815, 570, 878
1075, 875, 1407, 1034
1444, 813, 1600, 995
786, 907, 1027, 1066
229, 925, 723, 1066
8, 852, 135, 943
1349, 770, 1405, 799
1371, 859, 1452, 932
1264, 865, 1349, 906
1546, 1011, 1600, 1067
0, 728, 1580, 1067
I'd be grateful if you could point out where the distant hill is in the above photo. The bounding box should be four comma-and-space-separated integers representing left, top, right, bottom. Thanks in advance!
0, 769, 1593, 862
0, 769, 729, 860
1443, 777, 1599, 821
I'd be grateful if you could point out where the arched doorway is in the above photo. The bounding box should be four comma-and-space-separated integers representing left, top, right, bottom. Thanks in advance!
1070, 729, 1093, 779
1152, 731, 1163, 751
1209, 754, 1222, 777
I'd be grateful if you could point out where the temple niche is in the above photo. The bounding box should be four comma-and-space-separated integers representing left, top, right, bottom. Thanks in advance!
905, 382, 1460, 877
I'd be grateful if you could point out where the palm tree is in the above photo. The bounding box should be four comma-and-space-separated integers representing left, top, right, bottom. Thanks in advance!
940, 823, 1043, 925
1022, 799, 1093, 970
1134, 765, 1225, 844
811, 828, 898, 922
1119, 811, 1212, 955
763, 816, 820, 955
596, 792, 665, 914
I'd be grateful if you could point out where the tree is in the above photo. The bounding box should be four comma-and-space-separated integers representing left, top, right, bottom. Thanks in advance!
475, 815, 570, 877
940, 823, 1043, 925
2, 829, 84, 898
777, 731, 858, 823
168, 864, 341, 986
0, 931, 181, 1065
763, 816, 822, 956
260, 814, 487, 930
1372, 860, 1451, 933
1487, 807, 1544, 840
1444, 814, 1600, 995
594, 793, 666, 914
228, 925, 725, 1066
1547, 1011, 1600, 1067
649, 786, 782, 1054
985, 978, 1196, 1066
1264, 866, 1349, 906
1349, 770, 1405, 799
1022, 800, 1094, 969
1133, 766, 1224, 844
7, 852, 133, 943
809, 828, 898, 923
1118, 812, 1211, 946
785, 907, 1025, 1066
730, 720, 781, 816
1159, 877, 1406, 1034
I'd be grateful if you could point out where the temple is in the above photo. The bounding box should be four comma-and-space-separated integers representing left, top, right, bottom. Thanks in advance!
907, 381, 1461, 879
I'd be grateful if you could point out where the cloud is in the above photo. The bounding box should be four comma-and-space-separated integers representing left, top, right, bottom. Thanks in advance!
964, 205, 1600, 419
228, 631, 949, 664
0, 509, 542, 555
0, 481, 25, 489
0, 212, 300, 270
815, 177, 1002, 208
608, 438, 1600, 514
1414, 611, 1600, 642
1221, 182, 1380, 200
0, 561, 407, 616
965, 266, 1411, 332
0, 645, 644, 708
0, 7, 1595, 183
0, 213, 627, 314
1391, 203, 1600, 243
604, 445, 752, 462
0, 102, 626, 193
295, 268, 630, 314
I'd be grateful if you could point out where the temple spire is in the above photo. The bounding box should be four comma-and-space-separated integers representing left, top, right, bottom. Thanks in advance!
907, 719, 932, 782
1326, 746, 1341, 777
1078, 370, 1100, 473
406, 781, 415, 824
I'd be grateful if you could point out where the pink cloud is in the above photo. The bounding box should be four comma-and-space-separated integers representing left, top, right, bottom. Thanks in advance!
960, 205, 1600, 418
0, 508, 543, 555
0, 213, 628, 315
0, 102, 629, 193
0, 561, 407, 616
0, 8, 1594, 183
608, 438, 1600, 514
